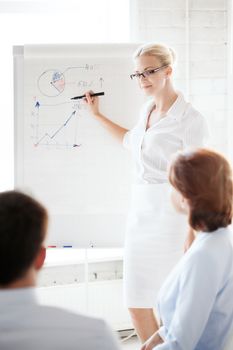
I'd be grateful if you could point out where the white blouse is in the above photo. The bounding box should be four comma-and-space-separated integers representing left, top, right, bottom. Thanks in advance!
123, 93, 209, 184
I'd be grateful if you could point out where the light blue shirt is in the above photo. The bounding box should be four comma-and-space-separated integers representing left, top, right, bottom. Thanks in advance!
155, 227, 233, 350
0, 287, 121, 350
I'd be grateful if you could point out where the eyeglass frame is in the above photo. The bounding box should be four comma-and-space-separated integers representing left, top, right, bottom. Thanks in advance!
130, 65, 169, 80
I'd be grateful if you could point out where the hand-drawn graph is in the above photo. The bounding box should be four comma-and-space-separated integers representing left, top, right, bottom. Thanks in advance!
31, 97, 82, 149
31, 63, 104, 149
33, 108, 81, 148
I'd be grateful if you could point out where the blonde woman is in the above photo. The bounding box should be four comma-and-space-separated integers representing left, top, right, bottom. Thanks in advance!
84, 43, 208, 342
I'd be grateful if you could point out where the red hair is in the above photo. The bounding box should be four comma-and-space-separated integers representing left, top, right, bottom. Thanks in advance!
169, 149, 233, 232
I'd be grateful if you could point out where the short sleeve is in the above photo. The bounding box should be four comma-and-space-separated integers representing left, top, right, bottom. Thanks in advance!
183, 113, 209, 149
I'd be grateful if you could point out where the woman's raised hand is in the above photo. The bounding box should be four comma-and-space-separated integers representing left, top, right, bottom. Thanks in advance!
83, 90, 100, 116
82, 90, 128, 142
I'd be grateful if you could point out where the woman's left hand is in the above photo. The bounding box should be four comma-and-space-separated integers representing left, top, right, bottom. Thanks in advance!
140, 332, 163, 350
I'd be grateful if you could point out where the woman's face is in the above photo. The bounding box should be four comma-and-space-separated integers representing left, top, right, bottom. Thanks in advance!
133, 55, 170, 97
170, 187, 189, 215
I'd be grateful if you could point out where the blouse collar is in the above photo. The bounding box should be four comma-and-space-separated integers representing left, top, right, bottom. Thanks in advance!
144, 92, 188, 122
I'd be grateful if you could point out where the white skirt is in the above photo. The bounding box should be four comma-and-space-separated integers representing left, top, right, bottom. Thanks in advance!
123, 183, 188, 308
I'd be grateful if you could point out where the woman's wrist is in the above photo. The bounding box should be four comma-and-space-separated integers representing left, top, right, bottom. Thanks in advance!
154, 331, 163, 345
92, 111, 102, 118
141, 331, 164, 350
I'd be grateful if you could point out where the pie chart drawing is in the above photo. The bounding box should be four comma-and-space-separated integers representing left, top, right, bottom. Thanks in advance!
37, 69, 65, 97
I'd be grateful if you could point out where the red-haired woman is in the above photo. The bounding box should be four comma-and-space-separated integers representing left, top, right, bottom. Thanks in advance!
142, 149, 233, 350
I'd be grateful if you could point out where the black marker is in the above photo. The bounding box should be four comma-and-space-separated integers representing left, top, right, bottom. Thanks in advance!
71, 91, 105, 100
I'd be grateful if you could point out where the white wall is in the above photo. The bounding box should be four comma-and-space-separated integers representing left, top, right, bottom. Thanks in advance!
130, 0, 229, 154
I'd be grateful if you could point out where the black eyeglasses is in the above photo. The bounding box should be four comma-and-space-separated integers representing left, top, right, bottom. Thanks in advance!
130, 65, 168, 80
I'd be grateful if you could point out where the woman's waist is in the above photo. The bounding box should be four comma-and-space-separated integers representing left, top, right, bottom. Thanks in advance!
130, 183, 172, 212
134, 164, 168, 185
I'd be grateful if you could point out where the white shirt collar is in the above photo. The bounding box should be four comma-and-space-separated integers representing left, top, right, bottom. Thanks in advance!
144, 92, 188, 122
192, 227, 232, 246
166, 92, 188, 121
0, 287, 38, 308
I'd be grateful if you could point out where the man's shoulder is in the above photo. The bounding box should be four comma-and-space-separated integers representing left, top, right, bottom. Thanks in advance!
35, 304, 106, 330
34, 305, 120, 349
0, 293, 120, 350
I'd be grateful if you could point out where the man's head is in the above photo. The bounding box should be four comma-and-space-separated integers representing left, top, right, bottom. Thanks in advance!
0, 190, 48, 287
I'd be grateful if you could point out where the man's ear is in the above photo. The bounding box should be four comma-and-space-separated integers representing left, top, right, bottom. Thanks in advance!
34, 246, 46, 271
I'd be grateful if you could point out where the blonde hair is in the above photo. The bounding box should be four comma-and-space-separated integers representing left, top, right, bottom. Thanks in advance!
133, 43, 176, 66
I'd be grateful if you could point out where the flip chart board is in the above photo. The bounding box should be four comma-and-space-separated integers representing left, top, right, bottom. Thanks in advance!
14, 44, 145, 247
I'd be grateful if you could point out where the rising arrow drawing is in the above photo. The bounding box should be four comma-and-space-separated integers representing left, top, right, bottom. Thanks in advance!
34, 110, 79, 147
